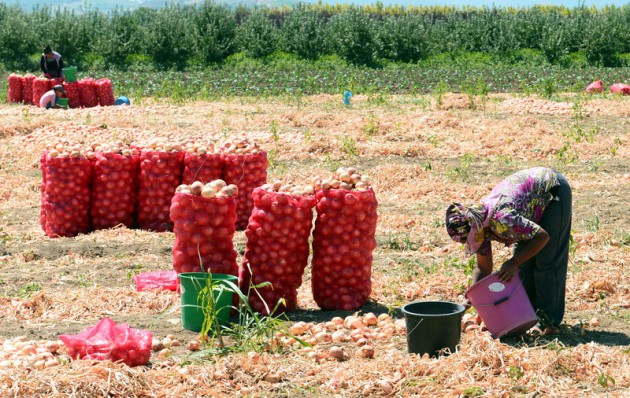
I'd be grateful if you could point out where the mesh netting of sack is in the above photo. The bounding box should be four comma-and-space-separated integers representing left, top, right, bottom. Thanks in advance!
136, 150, 184, 232
63, 81, 82, 108
33, 77, 50, 107
182, 152, 224, 185
79, 78, 98, 108
90, 152, 138, 230
95, 78, 115, 106
22, 74, 36, 105
170, 192, 238, 275
240, 188, 316, 315
41, 154, 93, 238
223, 152, 268, 230
311, 188, 378, 311
50, 77, 64, 88
39, 151, 48, 233
8, 74, 23, 103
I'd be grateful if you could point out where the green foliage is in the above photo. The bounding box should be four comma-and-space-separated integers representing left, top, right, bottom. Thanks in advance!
18, 282, 41, 299
2, 3, 630, 71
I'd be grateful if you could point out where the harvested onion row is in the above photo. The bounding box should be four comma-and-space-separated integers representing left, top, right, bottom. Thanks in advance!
313, 167, 372, 191
0, 337, 70, 370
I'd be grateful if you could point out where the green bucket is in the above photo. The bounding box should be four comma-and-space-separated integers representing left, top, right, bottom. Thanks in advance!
56, 98, 69, 107
62, 67, 77, 82
179, 272, 237, 333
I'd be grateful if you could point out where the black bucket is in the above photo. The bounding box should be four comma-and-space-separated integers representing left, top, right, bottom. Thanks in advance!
401, 301, 466, 357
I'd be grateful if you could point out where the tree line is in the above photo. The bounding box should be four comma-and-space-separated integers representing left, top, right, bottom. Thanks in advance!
1, 2, 629, 71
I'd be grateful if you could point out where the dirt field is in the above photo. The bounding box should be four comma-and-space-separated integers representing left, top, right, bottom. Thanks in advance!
0, 93, 628, 397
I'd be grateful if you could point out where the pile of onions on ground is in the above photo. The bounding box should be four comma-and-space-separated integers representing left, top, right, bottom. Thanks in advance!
222, 137, 268, 230
181, 139, 223, 184
311, 167, 378, 311
7, 73, 24, 103
0, 337, 69, 370
170, 180, 238, 275
240, 181, 316, 315
136, 141, 184, 232
40, 143, 93, 238
90, 143, 140, 230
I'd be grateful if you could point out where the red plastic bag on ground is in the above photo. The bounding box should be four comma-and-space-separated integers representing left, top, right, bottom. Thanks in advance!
170, 192, 238, 275
63, 81, 81, 108
136, 150, 184, 231
311, 188, 378, 311
95, 78, 115, 106
22, 74, 36, 105
610, 83, 630, 95
8, 73, 24, 103
33, 77, 50, 107
134, 270, 179, 292
182, 152, 223, 184
41, 154, 92, 237
223, 152, 268, 230
240, 188, 315, 315
90, 152, 138, 230
585, 80, 603, 93
59, 317, 152, 367
79, 78, 98, 107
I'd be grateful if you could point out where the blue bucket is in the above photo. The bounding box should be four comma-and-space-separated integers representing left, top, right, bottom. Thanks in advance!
115, 96, 130, 106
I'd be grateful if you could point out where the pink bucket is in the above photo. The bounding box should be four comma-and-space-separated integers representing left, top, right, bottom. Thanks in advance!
465, 273, 538, 338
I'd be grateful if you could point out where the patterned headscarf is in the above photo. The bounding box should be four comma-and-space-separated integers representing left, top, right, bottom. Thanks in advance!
445, 202, 489, 254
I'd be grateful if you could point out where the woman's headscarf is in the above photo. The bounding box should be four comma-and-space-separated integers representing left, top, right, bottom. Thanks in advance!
445, 202, 489, 254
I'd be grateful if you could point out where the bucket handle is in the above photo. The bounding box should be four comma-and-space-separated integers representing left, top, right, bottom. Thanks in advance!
473, 284, 520, 307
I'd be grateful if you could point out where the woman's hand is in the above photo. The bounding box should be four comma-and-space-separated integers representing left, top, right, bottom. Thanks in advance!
496, 259, 519, 282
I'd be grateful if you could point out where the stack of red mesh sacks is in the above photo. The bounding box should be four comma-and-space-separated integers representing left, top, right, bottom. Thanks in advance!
90, 150, 138, 230
33, 77, 50, 107
311, 188, 378, 311
7, 74, 23, 103
22, 74, 36, 105
95, 78, 115, 106
78, 78, 99, 108
240, 187, 316, 315
40, 150, 92, 238
170, 191, 238, 276
136, 148, 183, 231
63, 80, 82, 108
182, 145, 223, 185
223, 146, 268, 230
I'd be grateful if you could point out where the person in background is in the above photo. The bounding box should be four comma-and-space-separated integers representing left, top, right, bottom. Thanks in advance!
40, 45, 64, 79
445, 167, 572, 336
40, 85, 67, 109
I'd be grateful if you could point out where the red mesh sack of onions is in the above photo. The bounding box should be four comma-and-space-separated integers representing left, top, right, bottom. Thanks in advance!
41, 146, 93, 238
170, 180, 238, 275
95, 78, 115, 106
39, 151, 49, 232
63, 81, 81, 108
33, 77, 50, 107
7, 73, 24, 103
311, 168, 378, 311
90, 146, 139, 230
78, 77, 98, 108
22, 74, 36, 105
50, 77, 64, 88
240, 183, 316, 315
182, 142, 223, 184
222, 139, 268, 230
136, 147, 184, 231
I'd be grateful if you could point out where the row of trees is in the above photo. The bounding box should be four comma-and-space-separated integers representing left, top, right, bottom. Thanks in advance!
1, 2, 629, 70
